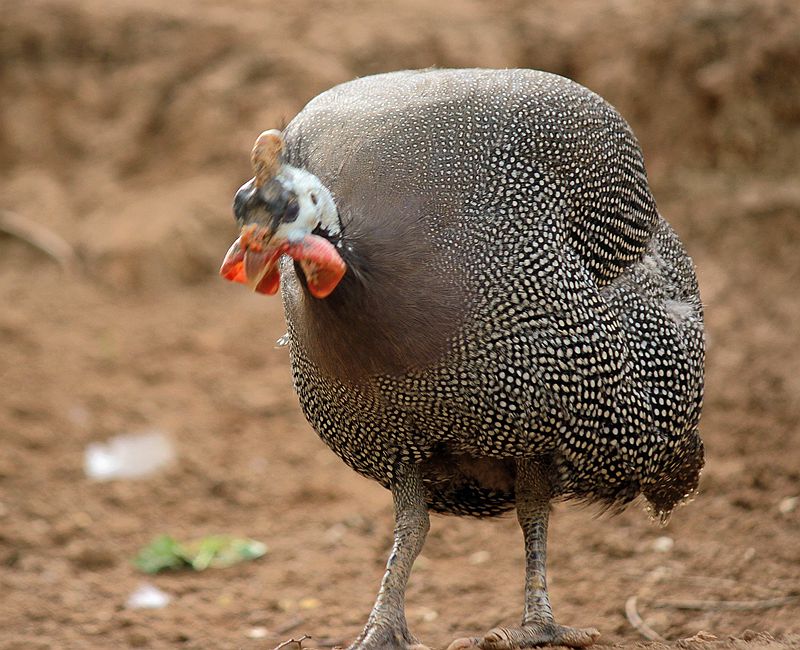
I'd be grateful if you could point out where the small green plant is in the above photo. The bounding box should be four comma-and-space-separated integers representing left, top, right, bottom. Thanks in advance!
135, 534, 267, 573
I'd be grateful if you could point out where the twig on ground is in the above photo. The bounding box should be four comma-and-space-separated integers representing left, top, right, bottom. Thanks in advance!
274, 634, 312, 650
626, 590, 798, 642
0, 209, 78, 271
653, 595, 799, 612
625, 595, 666, 642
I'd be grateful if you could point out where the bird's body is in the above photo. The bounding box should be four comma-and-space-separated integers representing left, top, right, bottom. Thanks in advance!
281, 69, 704, 520
221, 68, 704, 649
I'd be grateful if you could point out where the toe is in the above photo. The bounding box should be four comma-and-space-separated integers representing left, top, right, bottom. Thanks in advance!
556, 626, 600, 647
451, 623, 600, 649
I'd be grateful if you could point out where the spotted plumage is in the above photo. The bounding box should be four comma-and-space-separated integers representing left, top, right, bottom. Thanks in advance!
279, 68, 704, 521
224, 68, 705, 649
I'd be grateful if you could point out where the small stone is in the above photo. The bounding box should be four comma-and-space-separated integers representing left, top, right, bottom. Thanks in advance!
217, 593, 234, 607
323, 523, 347, 545
421, 609, 439, 622
778, 496, 798, 514
298, 597, 320, 610
741, 630, 773, 642
246, 627, 269, 639
652, 536, 674, 553
469, 550, 491, 565
409, 606, 439, 622
126, 583, 171, 609
276, 598, 294, 612
84, 430, 175, 481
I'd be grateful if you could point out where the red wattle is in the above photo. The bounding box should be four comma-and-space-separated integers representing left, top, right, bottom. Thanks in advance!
220, 232, 346, 298
285, 234, 347, 298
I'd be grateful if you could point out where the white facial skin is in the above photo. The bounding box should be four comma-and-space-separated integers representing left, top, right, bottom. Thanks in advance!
270, 165, 340, 244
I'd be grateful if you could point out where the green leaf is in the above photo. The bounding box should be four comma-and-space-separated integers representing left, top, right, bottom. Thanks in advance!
134, 535, 267, 573
134, 535, 187, 574
211, 537, 267, 568
181, 535, 268, 570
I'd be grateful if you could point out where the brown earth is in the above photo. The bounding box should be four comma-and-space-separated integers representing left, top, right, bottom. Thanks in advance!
1, 0, 799, 649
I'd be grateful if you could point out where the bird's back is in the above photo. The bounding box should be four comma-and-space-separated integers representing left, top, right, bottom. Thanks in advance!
281, 69, 704, 520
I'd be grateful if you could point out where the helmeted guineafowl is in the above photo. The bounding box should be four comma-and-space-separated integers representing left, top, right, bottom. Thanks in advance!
220, 68, 705, 650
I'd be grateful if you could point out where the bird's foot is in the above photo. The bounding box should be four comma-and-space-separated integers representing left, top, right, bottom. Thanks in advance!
447, 622, 600, 649
346, 623, 430, 650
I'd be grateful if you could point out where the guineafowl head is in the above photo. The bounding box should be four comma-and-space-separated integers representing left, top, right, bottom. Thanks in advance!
220, 130, 346, 299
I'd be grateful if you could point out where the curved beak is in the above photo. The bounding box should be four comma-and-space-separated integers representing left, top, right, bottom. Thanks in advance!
220, 224, 286, 295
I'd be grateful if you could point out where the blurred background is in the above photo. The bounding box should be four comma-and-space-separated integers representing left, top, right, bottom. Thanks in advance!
1, 0, 798, 648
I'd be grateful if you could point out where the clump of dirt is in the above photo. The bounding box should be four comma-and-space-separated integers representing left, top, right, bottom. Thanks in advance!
0, 1, 798, 649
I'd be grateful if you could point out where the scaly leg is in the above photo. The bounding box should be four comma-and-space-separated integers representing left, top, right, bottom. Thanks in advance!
448, 459, 599, 649
348, 464, 431, 650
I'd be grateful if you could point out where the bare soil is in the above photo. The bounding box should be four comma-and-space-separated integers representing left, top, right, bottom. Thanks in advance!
1, 1, 799, 649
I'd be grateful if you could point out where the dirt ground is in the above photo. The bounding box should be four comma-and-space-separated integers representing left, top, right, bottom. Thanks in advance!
1, 0, 799, 648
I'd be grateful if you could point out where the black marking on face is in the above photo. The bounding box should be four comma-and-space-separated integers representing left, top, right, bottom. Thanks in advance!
232, 178, 301, 228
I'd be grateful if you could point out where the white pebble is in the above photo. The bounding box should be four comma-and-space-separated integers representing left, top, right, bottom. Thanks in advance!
323, 523, 347, 545
84, 430, 175, 480
126, 583, 171, 609
652, 536, 674, 553
778, 496, 798, 514
469, 550, 491, 565
246, 627, 269, 639
411, 607, 439, 622
421, 609, 439, 622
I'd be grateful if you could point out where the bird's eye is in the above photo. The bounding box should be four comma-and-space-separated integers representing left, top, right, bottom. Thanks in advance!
284, 199, 299, 222
310, 192, 318, 206
232, 184, 254, 223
